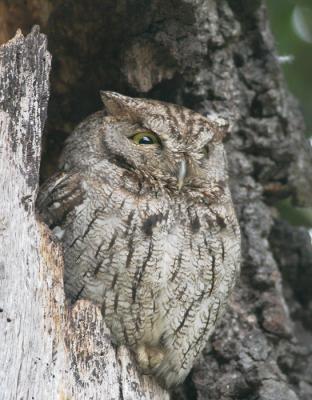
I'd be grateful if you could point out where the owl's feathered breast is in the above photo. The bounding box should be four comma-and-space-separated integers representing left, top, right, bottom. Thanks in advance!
38, 157, 240, 386
54, 166, 238, 356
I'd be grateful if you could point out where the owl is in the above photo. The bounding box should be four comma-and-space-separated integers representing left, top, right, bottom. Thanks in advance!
37, 92, 241, 388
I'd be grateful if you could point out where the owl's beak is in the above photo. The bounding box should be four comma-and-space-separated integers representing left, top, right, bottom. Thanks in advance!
177, 159, 187, 191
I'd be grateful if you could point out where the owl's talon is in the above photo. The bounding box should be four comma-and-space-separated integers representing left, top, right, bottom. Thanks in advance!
136, 344, 165, 371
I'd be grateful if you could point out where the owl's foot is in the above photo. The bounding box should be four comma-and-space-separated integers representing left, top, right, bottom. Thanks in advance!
136, 344, 165, 372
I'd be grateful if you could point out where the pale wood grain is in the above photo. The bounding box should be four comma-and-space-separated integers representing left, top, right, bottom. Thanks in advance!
0, 27, 169, 400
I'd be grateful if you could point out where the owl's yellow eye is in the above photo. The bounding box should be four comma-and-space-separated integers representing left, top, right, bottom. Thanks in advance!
131, 131, 160, 145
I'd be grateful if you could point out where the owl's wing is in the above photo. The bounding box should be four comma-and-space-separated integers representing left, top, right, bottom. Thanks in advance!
36, 172, 84, 229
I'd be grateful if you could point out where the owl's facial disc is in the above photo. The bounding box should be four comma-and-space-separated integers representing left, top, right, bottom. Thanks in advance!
100, 91, 228, 191
102, 120, 189, 190
132, 132, 187, 188
101, 121, 163, 175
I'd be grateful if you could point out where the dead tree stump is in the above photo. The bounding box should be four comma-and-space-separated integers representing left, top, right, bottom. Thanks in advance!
0, 27, 169, 400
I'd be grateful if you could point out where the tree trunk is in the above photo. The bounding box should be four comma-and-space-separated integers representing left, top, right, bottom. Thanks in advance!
0, 2, 312, 400
0, 27, 169, 400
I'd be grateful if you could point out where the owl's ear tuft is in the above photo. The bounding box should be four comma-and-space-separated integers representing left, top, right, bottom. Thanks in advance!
100, 91, 137, 117
206, 114, 231, 143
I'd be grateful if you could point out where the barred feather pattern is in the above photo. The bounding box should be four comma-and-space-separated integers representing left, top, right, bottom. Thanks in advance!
37, 92, 241, 388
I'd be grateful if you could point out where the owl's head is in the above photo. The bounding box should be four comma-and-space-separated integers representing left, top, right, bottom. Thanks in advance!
62, 92, 229, 197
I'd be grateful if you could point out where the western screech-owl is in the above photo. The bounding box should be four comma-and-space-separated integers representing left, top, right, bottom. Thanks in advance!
37, 92, 241, 388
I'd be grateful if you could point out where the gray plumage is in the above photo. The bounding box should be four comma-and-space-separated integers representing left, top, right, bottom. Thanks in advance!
37, 92, 241, 388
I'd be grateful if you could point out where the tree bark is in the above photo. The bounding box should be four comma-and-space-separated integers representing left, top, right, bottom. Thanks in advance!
0, 1, 312, 400
0, 27, 169, 400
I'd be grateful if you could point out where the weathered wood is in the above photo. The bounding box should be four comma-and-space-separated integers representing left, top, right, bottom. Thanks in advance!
0, 27, 169, 400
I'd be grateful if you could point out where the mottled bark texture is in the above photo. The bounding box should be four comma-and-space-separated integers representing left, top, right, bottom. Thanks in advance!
0, 1, 311, 400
